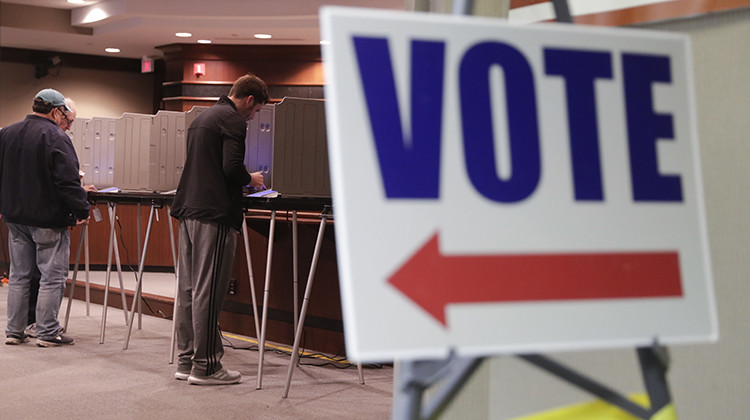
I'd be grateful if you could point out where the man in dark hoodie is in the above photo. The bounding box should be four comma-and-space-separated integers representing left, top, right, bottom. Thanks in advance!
0, 88, 90, 347
171, 73, 267, 385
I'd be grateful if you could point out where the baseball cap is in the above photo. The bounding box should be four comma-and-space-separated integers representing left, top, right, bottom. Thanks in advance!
35, 88, 70, 112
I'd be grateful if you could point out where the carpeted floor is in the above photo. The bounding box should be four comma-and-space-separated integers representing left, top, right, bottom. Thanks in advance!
0, 284, 393, 419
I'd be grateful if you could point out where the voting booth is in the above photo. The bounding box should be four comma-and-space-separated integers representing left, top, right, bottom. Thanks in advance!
68, 106, 208, 191
70, 98, 331, 196
245, 97, 331, 197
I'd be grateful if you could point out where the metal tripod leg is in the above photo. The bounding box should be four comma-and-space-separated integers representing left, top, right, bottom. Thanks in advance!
551, 0, 573, 23
282, 207, 364, 398
282, 211, 328, 398
520, 353, 651, 418
100, 203, 129, 344
112, 226, 128, 325
357, 362, 365, 385
637, 344, 675, 418
256, 209, 276, 390
123, 205, 156, 350
84, 224, 90, 315
63, 223, 87, 331
292, 211, 299, 334
519, 343, 675, 419
136, 203, 143, 330
241, 217, 261, 341
100, 203, 117, 343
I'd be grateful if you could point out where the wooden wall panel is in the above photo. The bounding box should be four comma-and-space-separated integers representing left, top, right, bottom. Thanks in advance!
509, 0, 750, 26
156, 43, 324, 110
68, 202, 177, 268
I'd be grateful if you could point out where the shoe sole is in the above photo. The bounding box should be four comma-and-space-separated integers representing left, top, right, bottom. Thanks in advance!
5, 338, 27, 345
36, 340, 74, 347
187, 376, 241, 385
174, 372, 190, 381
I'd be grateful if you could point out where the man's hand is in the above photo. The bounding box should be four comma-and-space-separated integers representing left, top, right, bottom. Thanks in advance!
249, 171, 265, 190
83, 184, 97, 192
76, 216, 90, 226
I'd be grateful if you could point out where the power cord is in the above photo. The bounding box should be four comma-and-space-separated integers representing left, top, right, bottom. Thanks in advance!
218, 325, 381, 370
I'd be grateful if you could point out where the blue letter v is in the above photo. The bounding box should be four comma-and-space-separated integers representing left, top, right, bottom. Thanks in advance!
353, 37, 445, 199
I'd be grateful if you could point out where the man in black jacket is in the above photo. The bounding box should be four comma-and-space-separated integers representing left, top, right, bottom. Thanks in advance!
171, 74, 267, 385
21, 96, 96, 340
0, 88, 90, 347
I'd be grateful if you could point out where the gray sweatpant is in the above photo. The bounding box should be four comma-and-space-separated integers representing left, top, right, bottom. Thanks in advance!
176, 218, 237, 376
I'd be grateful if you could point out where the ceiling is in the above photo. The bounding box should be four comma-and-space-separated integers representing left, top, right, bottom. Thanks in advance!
1, 0, 726, 60
0, 0, 406, 59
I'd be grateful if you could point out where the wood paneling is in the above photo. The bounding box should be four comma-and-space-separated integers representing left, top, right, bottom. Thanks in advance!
158, 44, 323, 84
509, 0, 750, 26
69, 202, 178, 268
576, 0, 750, 26
155, 43, 325, 110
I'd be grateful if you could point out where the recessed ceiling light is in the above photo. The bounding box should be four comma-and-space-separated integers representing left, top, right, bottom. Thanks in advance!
81, 8, 107, 23
197, 39, 212, 44
67, 0, 85, 4
254, 34, 272, 39
175, 32, 192, 38
105, 48, 120, 53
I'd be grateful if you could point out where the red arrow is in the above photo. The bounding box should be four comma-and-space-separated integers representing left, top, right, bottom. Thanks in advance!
387, 233, 682, 326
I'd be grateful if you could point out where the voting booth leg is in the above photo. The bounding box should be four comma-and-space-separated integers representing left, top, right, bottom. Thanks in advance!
282, 210, 329, 398
292, 211, 299, 335
241, 218, 261, 340
63, 224, 87, 332
99, 203, 117, 343
112, 225, 128, 325
123, 206, 156, 350
84, 224, 90, 315
392, 355, 484, 420
100, 203, 130, 344
136, 203, 143, 330
256, 210, 277, 390
358, 362, 365, 385
281, 207, 362, 398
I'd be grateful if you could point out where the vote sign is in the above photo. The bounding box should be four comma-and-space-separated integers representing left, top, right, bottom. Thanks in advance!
320, 7, 717, 361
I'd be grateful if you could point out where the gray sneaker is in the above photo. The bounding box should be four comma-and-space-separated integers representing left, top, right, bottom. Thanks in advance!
36, 334, 75, 347
187, 368, 241, 385
24, 323, 37, 338
174, 371, 190, 381
5, 333, 28, 345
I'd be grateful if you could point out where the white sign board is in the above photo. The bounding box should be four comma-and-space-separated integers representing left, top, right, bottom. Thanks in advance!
320, 7, 717, 362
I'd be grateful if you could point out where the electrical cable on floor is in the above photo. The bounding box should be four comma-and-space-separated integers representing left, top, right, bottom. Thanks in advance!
218, 325, 381, 370
297, 329, 381, 370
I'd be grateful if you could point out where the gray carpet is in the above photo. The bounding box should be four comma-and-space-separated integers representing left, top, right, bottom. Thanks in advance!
0, 285, 393, 419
